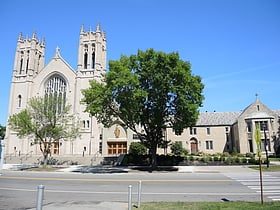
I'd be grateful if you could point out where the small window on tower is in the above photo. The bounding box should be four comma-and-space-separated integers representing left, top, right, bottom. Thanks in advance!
84, 52, 88, 69
18, 95, 22, 107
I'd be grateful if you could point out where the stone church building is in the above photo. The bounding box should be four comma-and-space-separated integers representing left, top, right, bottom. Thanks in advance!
4, 24, 280, 163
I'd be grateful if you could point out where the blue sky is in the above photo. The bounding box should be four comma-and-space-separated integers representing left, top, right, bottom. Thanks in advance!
0, 0, 279, 125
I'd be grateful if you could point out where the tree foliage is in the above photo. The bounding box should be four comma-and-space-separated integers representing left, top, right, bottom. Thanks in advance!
8, 96, 79, 165
0, 125, 5, 140
82, 49, 204, 168
255, 124, 262, 158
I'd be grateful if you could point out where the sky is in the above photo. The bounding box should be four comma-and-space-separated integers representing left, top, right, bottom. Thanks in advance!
0, 0, 279, 125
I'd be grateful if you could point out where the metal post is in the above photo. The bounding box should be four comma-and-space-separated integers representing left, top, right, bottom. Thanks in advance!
128, 185, 132, 210
138, 180, 142, 208
36, 185, 45, 210
0, 140, 5, 175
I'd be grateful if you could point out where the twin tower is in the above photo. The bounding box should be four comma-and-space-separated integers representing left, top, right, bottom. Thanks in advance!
6, 24, 107, 156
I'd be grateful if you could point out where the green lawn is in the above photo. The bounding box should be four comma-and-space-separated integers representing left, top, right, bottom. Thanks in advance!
249, 165, 280, 172
133, 202, 280, 210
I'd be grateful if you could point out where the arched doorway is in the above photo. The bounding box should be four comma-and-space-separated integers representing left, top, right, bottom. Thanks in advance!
190, 138, 198, 154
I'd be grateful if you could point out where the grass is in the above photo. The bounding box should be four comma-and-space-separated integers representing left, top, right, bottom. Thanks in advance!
249, 165, 280, 172
133, 202, 280, 210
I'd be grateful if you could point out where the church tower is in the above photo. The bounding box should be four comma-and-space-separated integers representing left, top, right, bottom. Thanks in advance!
77, 23, 106, 81
75, 24, 107, 156
9, 32, 45, 114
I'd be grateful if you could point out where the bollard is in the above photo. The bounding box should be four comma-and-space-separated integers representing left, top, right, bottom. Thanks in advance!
137, 180, 142, 208
128, 185, 132, 210
36, 185, 45, 210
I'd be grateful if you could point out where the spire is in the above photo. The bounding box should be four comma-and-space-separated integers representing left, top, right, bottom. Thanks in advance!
96, 23, 101, 32
54, 46, 61, 58
80, 24, 85, 34
41, 37, 45, 46
32, 31, 37, 40
18, 32, 23, 42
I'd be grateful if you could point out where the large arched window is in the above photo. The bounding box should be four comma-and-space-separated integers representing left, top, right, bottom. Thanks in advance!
45, 75, 67, 114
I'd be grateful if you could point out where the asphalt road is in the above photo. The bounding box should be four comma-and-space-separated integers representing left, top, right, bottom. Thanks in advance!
1, 166, 272, 210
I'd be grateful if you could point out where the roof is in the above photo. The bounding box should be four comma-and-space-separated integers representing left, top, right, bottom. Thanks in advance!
196, 112, 241, 126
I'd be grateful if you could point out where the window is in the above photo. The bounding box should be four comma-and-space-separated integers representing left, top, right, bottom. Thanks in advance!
133, 134, 139, 139
107, 142, 127, 155
255, 121, 268, 131
99, 141, 102, 154
206, 127, 211, 135
84, 52, 88, 69
247, 121, 252, 132
91, 52, 95, 69
206, 140, 213, 150
18, 95, 22, 107
26, 57, 29, 74
190, 127, 197, 135
248, 140, 253, 153
19, 58, 24, 74
44, 75, 67, 114
261, 139, 271, 151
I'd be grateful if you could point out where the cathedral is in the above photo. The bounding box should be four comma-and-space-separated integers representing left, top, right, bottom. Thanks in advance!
4, 23, 280, 164
5, 24, 109, 159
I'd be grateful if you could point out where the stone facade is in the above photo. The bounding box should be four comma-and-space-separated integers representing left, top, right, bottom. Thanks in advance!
4, 24, 280, 163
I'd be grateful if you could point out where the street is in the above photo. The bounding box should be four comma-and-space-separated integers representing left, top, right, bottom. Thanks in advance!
0, 166, 280, 209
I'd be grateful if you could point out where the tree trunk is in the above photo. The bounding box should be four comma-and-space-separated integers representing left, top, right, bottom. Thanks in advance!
43, 152, 48, 166
150, 144, 158, 170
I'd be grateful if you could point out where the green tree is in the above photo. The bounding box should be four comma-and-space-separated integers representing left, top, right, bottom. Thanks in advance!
129, 142, 147, 155
8, 96, 79, 166
255, 124, 264, 204
0, 125, 5, 140
170, 141, 188, 156
82, 49, 204, 169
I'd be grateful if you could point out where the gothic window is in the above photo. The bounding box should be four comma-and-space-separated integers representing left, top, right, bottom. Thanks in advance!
84, 44, 88, 69
84, 52, 88, 69
18, 95, 22, 107
91, 52, 95, 69
91, 44, 95, 69
44, 75, 67, 114
26, 57, 29, 74
20, 58, 23, 74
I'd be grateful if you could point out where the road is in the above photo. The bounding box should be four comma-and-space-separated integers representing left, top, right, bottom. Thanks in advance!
0, 166, 279, 209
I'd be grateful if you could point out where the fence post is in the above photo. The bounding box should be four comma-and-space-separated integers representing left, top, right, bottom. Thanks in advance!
138, 180, 142, 208
36, 185, 45, 210
128, 185, 132, 210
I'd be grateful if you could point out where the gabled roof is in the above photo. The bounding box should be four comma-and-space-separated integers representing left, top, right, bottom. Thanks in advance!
196, 112, 241, 126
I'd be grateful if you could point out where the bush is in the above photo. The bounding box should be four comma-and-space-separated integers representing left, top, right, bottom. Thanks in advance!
128, 142, 147, 155
170, 142, 188, 156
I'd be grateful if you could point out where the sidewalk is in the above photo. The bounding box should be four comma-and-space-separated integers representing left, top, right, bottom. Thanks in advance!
29, 201, 128, 210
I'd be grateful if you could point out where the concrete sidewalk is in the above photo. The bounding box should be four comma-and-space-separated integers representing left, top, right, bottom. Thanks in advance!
29, 201, 128, 210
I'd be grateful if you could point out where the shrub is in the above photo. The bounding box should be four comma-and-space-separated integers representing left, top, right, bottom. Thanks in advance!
128, 142, 147, 155
170, 142, 188, 156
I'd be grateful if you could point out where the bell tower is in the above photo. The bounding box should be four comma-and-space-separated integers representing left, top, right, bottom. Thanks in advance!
13, 32, 45, 79
8, 32, 45, 114
75, 24, 106, 156
77, 23, 106, 82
